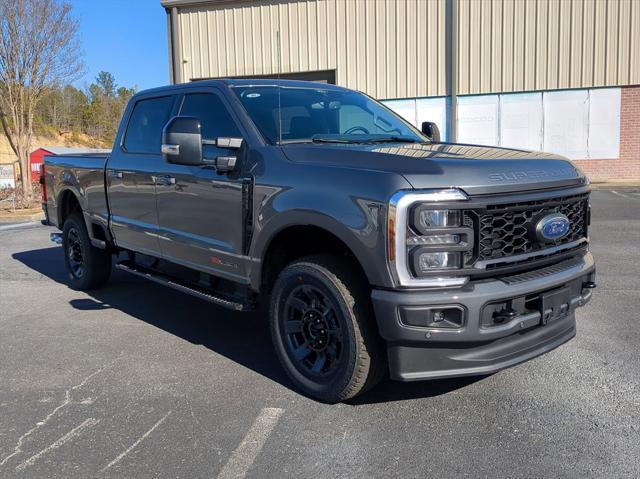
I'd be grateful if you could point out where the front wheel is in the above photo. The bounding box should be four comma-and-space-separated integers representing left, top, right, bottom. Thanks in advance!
269, 255, 385, 403
62, 213, 112, 290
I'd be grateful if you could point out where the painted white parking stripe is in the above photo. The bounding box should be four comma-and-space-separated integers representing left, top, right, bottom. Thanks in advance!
0, 222, 38, 231
610, 190, 634, 200
101, 410, 172, 472
217, 407, 284, 479
15, 418, 100, 471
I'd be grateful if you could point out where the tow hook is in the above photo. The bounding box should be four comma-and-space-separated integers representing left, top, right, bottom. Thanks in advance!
492, 308, 519, 324
50, 232, 63, 245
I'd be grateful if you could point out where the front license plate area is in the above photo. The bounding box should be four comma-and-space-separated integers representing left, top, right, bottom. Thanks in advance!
540, 287, 571, 325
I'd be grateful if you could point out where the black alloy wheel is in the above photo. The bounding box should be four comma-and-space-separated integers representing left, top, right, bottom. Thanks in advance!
66, 226, 85, 279
282, 284, 344, 378
62, 212, 112, 290
270, 255, 385, 403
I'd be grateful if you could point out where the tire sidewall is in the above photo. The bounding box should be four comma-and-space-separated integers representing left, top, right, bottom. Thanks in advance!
62, 214, 104, 290
270, 263, 361, 402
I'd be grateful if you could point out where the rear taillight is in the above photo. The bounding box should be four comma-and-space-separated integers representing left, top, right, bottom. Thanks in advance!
40, 163, 47, 202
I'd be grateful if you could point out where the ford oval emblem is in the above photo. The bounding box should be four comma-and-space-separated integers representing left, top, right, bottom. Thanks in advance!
536, 213, 571, 242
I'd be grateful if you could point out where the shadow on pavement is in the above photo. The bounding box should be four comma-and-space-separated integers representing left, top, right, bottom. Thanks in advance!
13, 246, 481, 405
349, 375, 486, 405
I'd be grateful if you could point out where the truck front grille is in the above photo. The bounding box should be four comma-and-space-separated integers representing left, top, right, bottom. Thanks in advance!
463, 192, 589, 266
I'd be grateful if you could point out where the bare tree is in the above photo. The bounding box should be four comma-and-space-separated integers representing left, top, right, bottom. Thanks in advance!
0, 0, 83, 201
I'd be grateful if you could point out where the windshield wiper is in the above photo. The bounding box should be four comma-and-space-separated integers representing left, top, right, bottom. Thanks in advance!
311, 136, 359, 144
279, 135, 420, 145
279, 136, 363, 145
278, 139, 315, 145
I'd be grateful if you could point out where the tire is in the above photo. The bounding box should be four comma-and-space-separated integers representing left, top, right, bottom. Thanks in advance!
62, 212, 112, 290
270, 255, 386, 403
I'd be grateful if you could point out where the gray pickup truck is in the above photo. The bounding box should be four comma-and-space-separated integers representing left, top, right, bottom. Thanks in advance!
42, 79, 596, 403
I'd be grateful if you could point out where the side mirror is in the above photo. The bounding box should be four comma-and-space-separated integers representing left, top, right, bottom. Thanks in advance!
162, 116, 203, 165
421, 121, 441, 143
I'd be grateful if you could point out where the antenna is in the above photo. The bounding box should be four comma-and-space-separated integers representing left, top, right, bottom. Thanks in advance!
276, 30, 283, 145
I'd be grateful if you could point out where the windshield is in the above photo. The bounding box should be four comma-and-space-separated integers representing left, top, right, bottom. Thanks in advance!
231, 86, 425, 145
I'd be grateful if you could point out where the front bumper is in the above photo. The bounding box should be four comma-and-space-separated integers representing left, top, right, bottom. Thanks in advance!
371, 252, 596, 381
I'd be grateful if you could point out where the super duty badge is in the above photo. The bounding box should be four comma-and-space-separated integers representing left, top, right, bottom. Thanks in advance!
489, 168, 578, 182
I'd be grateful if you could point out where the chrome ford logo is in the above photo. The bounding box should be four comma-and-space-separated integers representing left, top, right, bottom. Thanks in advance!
536, 213, 571, 242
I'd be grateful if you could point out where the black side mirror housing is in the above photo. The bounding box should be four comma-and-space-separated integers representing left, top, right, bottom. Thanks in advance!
162, 116, 203, 165
421, 121, 441, 143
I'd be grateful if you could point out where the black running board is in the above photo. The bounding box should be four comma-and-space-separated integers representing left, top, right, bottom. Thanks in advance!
115, 262, 250, 311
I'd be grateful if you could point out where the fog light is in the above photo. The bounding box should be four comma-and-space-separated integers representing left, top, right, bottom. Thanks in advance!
399, 306, 465, 329
415, 251, 461, 272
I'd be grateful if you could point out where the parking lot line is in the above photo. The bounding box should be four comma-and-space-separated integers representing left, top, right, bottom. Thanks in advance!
217, 407, 284, 479
0, 222, 38, 231
610, 190, 638, 200
100, 410, 173, 472
15, 418, 100, 471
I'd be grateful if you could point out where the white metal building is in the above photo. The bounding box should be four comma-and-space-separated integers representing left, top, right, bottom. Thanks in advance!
161, 0, 640, 180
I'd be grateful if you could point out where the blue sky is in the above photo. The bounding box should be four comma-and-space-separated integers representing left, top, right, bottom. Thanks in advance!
71, 0, 169, 92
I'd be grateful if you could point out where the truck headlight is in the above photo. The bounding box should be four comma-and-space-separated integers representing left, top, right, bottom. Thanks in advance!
388, 189, 472, 287
414, 208, 461, 232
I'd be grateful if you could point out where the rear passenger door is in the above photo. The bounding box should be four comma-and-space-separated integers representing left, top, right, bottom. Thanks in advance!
155, 90, 249, 282
107, 94, 177, 256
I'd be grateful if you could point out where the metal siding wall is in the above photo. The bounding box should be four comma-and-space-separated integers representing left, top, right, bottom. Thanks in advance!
174, 0, 447, 98
174, 0, 638, 97
457, 0, 640, 95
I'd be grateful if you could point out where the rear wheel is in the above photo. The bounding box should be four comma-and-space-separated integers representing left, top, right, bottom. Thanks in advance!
270, 255, 385, 403
62, 213, 112, 290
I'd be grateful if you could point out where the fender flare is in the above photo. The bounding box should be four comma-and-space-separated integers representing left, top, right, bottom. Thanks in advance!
56, 187, 84, 226
249, 210, 389, 290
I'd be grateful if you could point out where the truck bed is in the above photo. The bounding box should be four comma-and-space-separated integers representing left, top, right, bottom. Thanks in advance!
43, 153, 111, 229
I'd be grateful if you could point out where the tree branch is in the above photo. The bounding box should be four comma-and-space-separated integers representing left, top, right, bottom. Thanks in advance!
0, 108, 18, 156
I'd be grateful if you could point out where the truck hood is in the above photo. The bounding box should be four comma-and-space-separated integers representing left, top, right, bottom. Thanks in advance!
281, 142, 587, 195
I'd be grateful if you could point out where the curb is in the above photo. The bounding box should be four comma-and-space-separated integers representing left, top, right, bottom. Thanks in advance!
590, 181, 640, 189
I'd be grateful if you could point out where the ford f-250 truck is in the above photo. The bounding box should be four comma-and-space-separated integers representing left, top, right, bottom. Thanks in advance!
42, 79, 596, 403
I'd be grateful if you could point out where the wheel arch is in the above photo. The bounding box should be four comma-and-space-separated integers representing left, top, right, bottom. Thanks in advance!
56, 188, 113, 248
57, 189, 82, 227
252, 213, 388, 293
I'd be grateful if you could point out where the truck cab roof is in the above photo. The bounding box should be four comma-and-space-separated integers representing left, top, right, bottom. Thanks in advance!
134, 78, 351, 98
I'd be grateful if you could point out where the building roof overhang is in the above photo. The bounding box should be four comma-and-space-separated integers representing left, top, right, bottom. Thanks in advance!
160, 0, 241, 9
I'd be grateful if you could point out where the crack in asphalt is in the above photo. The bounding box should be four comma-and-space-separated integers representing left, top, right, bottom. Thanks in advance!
100, 410, 173, 472
0, 358, 118, 468
15, 418, 101, 472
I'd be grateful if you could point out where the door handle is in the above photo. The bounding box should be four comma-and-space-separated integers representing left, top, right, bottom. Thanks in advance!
152, 175, 176, 186
108, 170, 123, 179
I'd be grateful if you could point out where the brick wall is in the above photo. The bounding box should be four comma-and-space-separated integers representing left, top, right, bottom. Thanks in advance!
574, 85, 640, 181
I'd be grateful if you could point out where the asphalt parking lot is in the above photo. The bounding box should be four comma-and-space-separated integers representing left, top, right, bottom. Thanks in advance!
0, 188, 639, 479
